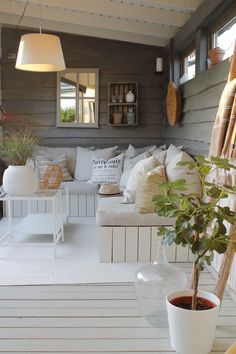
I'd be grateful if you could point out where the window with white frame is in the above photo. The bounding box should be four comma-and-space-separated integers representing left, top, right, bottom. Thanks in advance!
183, 49, 196, 81
212, 17, 236, 60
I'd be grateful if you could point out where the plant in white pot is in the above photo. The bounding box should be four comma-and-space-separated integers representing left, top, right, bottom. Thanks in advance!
0, 127, 39, 195
153, 155, 236, 354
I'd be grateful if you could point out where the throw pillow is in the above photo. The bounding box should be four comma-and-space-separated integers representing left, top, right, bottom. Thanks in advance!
90, 153, 124, 184
125, 144, 156, 158
36, 153, 73, 181
136, 165, 166, 213
165, 144, 183, 165
74, 146, 118, 181
36, 146, 77, 177
124, 146, 156, 171
119, 169, 133, 191
123, 156, 159, 203
166, 151, 201, 195
152, 148, 167, 165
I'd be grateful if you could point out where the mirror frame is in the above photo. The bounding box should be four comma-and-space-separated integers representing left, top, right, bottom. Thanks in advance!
57, 68, 99, 128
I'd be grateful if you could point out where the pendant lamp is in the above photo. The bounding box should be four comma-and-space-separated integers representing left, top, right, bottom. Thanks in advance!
15, 31, 65, 72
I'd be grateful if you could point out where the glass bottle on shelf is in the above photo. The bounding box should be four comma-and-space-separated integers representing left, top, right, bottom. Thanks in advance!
135, 237, 188, 327
127, 107, 135, 124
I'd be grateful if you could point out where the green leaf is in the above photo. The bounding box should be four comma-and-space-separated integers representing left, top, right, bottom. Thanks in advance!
195, 155, 207, 164
161, 228, 177, 246
206, 186, 228, 199
177, 160, 197, 170
204, 252, 214, 266
209, 156, 236, 170
169, 179, 188, 192
212, 220, 226, 238
217, 206, 236, 224
191, 240, 205, 254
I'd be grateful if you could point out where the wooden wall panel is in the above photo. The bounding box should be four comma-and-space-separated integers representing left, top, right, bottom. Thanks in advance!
162, 59, 231, 156
1, 27, 168, 148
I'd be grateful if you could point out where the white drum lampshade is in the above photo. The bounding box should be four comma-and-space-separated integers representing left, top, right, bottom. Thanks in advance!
15, 33, 65, 72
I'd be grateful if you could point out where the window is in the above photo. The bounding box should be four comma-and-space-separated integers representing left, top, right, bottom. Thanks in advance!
182, 49, 196, 81
57, 68, 99, 128
212, 17, 236, 60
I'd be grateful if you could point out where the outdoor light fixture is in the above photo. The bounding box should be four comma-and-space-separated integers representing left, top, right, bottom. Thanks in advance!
15, 1, 65, 72
155, 57, 163, 74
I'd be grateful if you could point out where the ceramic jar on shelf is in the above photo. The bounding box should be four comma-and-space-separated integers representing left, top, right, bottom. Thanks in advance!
125, 90, 135, 103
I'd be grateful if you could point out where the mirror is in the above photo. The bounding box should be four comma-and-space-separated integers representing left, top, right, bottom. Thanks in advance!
57, 68, 99, 128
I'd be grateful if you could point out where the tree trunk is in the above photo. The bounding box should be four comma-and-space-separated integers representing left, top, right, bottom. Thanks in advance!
192, 262, 200, 310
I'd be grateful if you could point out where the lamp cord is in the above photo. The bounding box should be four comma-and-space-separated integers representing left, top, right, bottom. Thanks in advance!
16, 0, 29, 27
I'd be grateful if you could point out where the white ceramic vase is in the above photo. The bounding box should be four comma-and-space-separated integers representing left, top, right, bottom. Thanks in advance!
125, 90, 135, 102
166, 289, 220, 354
3, 165, 38, 195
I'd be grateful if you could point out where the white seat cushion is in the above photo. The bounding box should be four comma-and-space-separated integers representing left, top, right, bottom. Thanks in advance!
61, 180, 99, 194
96, 196, 174, 226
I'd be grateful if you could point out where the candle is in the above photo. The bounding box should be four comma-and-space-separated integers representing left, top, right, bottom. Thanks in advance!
156, 58, 163, 72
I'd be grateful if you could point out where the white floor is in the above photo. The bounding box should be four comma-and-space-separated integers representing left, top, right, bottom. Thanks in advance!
0, 217, 145, 285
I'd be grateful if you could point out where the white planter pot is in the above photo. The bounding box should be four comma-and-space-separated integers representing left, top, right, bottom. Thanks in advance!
166, 289, 220, 354
3, 165, 38, 195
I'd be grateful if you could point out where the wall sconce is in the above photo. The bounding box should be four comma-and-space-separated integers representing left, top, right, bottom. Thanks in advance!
155, 57, 164, 74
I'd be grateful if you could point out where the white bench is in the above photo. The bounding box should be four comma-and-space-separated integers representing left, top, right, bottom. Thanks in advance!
96, 196, 193, 263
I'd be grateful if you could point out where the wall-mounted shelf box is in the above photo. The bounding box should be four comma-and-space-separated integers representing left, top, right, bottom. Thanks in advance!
108, 82, 138, 126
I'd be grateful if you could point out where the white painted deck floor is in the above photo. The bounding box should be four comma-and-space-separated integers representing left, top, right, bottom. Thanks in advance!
0, 264, 235, 353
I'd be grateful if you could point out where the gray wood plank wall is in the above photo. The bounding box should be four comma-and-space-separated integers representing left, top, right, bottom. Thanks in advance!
1, 27, 168, 149
162, 59, 231, 156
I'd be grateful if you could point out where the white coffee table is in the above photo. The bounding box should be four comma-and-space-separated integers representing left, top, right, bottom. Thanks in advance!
0, 189, 64, 257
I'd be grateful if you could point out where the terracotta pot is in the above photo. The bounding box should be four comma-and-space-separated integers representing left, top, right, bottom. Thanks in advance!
209, 47, 225, 65
166, 289, 220, 354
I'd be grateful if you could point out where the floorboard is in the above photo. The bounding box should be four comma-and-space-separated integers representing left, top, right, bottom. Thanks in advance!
0, 264, 235, 353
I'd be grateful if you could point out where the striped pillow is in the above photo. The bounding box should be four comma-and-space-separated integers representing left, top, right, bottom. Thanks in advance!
37, 153, 73, 181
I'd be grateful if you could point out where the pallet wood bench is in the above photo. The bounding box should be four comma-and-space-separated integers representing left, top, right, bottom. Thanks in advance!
96, 196, 193, 263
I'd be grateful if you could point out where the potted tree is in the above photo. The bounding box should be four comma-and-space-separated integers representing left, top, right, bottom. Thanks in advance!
153, 155, 236, 354
0, 127, 39, 195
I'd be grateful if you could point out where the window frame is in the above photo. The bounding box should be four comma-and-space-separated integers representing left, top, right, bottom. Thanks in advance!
57, 68, 99, 128
209, 11, 236, 52
181, 46, 196, 81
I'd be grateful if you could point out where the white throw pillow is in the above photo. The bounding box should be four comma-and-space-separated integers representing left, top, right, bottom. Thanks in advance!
125, 144, 156, 158
119, 169, 132, 191
90, 153, 124, 184
74, 146, 118, 181
165, 144, 183, 165
166, 151, 201, 195
152, 148, 167, 165
123, 156, 159, 203
36, 153, 73, 181
124, 146, 156, 171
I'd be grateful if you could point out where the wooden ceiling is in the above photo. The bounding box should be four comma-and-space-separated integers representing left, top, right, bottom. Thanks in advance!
0, 0, 205, 46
